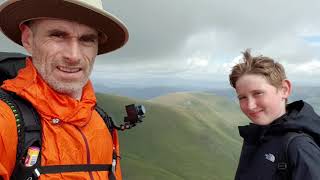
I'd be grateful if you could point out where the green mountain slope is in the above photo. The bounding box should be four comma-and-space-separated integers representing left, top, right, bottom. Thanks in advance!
96, 92, 248, 180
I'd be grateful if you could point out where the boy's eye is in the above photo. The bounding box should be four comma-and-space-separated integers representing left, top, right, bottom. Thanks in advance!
238, 96, 246, 100
253, 91, 263, 96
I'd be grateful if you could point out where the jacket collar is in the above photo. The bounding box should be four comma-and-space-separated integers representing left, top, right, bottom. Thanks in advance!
238, 113, 287, 144
239, 100, 320, 144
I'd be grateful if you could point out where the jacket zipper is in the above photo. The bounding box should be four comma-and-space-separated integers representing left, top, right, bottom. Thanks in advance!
77, 127, 94, 180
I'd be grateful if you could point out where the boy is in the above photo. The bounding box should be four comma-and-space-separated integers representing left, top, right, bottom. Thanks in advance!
229, 49, 320, 180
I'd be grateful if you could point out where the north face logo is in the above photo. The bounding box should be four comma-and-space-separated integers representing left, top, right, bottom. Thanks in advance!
265, 153, 275, 162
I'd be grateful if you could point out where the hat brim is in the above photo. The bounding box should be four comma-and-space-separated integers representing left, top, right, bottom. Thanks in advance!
0, 0, 129, 55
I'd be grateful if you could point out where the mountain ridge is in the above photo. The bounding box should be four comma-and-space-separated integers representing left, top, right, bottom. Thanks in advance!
96, 92, 247, 180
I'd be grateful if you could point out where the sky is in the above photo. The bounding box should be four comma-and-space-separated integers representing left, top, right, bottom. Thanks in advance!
1, 0, 320, 89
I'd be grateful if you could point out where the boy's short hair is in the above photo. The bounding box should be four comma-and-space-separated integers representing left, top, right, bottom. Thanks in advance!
229, 49, 287, 89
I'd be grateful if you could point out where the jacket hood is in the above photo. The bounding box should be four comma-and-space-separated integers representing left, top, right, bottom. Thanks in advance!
239, 100, 320, 143
281, 100, 320, 136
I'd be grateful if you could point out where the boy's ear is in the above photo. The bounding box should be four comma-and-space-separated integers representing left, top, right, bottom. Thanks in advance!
281, 79, 292, 98
20, 24, 33, 54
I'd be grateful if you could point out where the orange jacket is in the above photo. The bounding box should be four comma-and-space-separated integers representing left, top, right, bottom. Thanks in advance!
0, 58, 122, 180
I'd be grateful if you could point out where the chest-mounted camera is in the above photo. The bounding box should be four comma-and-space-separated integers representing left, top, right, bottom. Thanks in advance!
113, 104, 146, 131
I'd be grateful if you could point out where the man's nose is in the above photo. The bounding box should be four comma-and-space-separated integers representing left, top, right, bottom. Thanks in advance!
64, 39, 81, 63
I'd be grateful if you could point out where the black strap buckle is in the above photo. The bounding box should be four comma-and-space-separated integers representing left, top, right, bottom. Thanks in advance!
33, 168, 41, 177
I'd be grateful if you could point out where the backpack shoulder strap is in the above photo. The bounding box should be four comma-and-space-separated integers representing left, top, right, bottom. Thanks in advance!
94, 104, 118, 180
95, 104, 115, 134
0, 88, 42, 180
276, 131, 312, 180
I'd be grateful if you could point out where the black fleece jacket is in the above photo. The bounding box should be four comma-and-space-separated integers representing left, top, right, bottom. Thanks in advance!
235, 100, 320, 180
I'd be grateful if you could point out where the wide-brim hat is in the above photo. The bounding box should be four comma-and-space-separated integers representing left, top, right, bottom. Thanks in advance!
0, 0, 129, 55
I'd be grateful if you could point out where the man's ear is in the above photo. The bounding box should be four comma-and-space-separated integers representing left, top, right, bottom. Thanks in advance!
281, 79, 292, 99
20, 24, 33, 54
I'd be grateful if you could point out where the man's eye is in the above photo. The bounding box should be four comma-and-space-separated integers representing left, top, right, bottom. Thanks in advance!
80, 36, 98, 44
238, 96, 246, 100
50, 33, 65, 38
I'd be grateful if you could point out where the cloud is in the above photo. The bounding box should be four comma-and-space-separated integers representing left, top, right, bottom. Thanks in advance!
286, 59, 320, 75
1, 0, 320, 87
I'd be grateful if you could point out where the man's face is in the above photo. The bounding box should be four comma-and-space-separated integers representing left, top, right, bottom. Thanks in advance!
235, 74, 289, 125
23, 19, 99, 98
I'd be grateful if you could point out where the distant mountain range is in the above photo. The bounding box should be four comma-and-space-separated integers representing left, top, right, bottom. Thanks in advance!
96, 92, 248, 180
94, 84, 320, 114
93, 83, 212, 100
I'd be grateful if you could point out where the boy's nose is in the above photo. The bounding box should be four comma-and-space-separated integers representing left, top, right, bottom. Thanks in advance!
247, 98, 257, 110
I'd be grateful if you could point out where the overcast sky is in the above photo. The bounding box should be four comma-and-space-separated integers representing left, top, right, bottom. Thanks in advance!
1, 0, 320, 88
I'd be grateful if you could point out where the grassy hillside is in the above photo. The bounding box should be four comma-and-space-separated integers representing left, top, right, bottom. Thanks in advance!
96, 92, 248, 180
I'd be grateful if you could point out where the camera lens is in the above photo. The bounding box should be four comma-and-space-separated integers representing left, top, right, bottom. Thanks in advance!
135, 105, 146, 116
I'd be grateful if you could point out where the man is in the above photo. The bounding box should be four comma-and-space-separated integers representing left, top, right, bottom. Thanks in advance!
0, 0, 128, 179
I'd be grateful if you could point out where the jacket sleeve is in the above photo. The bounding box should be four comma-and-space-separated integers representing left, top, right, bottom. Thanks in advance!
288, 135, 320, 180
0, 100, 18, 180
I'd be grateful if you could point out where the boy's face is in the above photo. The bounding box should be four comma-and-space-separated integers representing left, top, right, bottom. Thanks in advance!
235, 74, 291, 125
